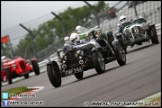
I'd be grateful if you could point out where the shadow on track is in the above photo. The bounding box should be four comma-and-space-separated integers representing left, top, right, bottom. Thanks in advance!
127, 44, 154, 54
59, 62, 133, 88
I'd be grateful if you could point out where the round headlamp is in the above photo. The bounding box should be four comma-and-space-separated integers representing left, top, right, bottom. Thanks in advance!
141, 23, 148, 30
123, 28, 131, 35
59, 54, 67, 63
76, 50, 84, 58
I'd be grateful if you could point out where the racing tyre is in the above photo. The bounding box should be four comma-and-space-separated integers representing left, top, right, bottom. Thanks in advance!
117, 36, 127, 54
4, 69, 12, 84
47, 62, 61, 88
150, 25, 159, 44
24, 74, 29, 79
116, 44, 126, 66
74, 72, 83, 80
31, 60, 40, 75
92, 51, 105, 74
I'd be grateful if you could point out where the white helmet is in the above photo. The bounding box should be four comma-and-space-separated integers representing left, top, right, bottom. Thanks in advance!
75, 25, 82, 31
117, 23, 120, 27
119, 15, 127, 24
70, 33, 79, 42
64, 36, 69, 42
1, 56, 6, 60
138, 16, 143, 19
1, 56, 7, 62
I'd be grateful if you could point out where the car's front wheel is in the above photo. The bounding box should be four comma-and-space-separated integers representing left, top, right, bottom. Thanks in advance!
92, 51, 105, 74
47, 61, 61, 88
74, 72, 83, 80
4, 69, 12, 84
116, 44, 126, 66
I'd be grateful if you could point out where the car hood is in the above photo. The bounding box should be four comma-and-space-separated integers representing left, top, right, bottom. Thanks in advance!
3, 60, 16, 66
73, 40, 100, 50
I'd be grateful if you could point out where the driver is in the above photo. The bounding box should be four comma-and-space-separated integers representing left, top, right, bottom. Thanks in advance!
63, 36, 70, 53
116, 15, 132, 34
114, 15, 132, 54
63, 32, 82, 53
69, 32, 80, 46
81, 33, 95, 44
1, 56, 10, 63
75, 25, 87, 34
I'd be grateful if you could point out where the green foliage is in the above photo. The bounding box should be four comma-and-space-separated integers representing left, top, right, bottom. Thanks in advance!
95, 1, 106, 12
14, 1, 107, 59
1, 43, 11, 57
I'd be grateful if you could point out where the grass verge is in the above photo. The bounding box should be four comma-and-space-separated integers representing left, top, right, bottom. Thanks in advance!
1, 86, 29, 100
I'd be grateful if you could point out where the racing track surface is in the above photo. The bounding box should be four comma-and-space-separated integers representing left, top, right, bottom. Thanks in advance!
1, 36, 161, 107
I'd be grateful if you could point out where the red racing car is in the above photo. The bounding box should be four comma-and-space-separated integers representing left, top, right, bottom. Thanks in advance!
1, 56, 40, 85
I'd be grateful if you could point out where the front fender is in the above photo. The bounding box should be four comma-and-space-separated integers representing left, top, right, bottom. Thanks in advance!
91, 46, 102, 53
91, 47, 97, 53
47, 60, 58, 67
47, 60, 61, 73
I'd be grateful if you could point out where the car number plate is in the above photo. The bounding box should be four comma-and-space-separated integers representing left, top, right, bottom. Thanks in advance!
65, 67, 83, 75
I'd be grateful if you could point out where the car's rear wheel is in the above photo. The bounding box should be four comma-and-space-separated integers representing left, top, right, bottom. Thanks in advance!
74, 72, 83, 80
47, 61, 61, 88
4, 69, 12, 84
117, 36, 127, 54
116, 44, 126, 66
92, 51, 105, 74
31, 60, 40, 75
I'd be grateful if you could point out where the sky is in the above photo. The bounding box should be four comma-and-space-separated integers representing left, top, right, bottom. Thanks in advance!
1, 1, 102, 31
1, 1, 117, 47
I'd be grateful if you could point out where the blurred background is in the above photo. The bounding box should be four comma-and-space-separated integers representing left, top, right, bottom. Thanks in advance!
1, 1, 161, 62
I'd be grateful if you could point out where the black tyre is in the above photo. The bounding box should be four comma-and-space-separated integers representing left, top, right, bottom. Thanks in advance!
150, 25, 159, 44
92, 51, 105, 74
4, 69, 12, 84
47, 62, 61, 88
31, 60, 40, 75
74, 72, 83, 80
116, 44, 126, 66
24, 74, 29, 79
117, 36, 127, 54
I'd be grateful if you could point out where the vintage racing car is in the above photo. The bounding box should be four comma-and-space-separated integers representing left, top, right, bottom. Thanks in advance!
47, 27, 126, 88
115, 17, 159, 53
1, 56, 40, 84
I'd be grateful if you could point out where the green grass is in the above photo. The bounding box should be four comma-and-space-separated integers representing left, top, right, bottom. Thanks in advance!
1, 86, 29, 100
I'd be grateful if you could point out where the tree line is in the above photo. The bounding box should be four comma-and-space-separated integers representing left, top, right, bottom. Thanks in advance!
3, 1, 108, 59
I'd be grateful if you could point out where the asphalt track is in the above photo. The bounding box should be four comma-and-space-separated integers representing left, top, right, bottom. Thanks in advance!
1, 35, 161, 107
